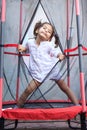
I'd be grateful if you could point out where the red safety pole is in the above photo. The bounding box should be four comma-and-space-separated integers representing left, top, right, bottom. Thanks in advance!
0, 0, 6, 117
75, 0, 86, 112
74, 2, 86, 128
75, 1, 86, 129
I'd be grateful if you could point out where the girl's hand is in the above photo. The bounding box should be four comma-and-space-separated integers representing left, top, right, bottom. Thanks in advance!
18, 44, 26, 52
57, 53, 65, 61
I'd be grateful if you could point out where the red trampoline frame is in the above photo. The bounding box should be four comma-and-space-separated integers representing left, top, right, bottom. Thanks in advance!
2, 106, 82, 120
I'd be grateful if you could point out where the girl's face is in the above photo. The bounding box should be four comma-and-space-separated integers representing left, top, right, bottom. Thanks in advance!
37, 23, 53, 41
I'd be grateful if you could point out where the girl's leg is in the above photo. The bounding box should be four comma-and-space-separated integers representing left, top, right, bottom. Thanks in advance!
56, 79, 78, 105
17, 79, 41, 108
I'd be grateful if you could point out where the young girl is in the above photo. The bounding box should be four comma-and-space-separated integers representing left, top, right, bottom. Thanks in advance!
17, 21, 79, 108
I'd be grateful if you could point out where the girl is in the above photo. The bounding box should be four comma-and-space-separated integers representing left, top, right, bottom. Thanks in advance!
17, 21, 79, 108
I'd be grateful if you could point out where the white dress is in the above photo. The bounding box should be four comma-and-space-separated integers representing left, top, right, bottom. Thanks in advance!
22, 39, 62, 82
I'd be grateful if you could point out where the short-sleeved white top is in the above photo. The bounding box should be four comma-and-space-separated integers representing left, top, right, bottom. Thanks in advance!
23, 39, 62, 82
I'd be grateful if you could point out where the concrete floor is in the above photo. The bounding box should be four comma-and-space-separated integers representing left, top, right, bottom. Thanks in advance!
4, 118, 81, 130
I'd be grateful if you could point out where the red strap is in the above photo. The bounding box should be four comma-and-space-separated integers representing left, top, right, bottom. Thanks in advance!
64, 46, 78, 53
4, 44, 18, 48
4, 52, 30, 56
82, 46, 87, 52
4, 44, 30, 56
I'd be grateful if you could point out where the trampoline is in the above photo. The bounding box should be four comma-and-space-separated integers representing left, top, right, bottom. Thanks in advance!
0, 0, 87, 130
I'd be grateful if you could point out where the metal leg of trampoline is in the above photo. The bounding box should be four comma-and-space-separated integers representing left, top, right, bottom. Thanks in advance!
80, 112, 86, 130
68, 119, 81, 130
68, 112, 87, 130
0, 118, 4, 130
0, 117, 18, 130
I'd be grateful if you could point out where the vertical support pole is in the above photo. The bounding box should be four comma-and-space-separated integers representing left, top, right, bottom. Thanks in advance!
16, 0, 23, 101
66, 0, 70, 88
75, 0, 86, 129
66, 0, 70, 101
75, 0, 86, 112
0, 0, 6, 118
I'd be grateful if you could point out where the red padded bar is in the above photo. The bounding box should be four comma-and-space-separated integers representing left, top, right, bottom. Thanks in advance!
2, 106, 82, 120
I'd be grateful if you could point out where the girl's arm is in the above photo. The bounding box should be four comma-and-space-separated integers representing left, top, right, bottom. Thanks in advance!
18, 44, 27, 52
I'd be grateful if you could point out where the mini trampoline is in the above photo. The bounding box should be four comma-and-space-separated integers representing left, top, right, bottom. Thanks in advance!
0, 0, 87, 130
